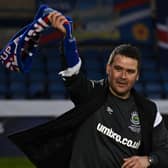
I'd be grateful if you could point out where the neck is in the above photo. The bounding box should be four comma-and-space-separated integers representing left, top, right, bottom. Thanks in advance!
109, 87, 130, 100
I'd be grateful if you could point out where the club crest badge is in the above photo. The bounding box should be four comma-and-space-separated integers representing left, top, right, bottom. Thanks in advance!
130, 111, 140, 125
129, 111, 141, 133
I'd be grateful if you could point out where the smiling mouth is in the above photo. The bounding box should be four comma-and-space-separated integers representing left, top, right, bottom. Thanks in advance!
117, 82, 127, 87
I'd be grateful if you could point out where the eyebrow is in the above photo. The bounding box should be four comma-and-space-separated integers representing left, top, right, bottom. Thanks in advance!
113, 65, 137, 72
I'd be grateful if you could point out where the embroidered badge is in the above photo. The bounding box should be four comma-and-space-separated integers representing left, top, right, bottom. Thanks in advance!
129, 111, 141, 133
106, 106, 113, 115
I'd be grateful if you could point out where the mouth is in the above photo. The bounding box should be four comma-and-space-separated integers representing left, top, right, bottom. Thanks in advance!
117, 81, 128, 87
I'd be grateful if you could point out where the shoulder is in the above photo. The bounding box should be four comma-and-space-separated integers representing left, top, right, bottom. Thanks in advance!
133, 89, 158, 124
133, 90, 162, 131
133, 89, 157, 109
90, 78, 109, 96
89, 78, 107, 88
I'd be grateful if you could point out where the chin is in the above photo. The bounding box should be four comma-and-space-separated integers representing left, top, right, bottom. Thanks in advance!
115, 89, 129, 97
110, 86, 130, 98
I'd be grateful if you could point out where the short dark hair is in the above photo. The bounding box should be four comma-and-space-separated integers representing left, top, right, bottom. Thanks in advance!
107, 44, 141, 72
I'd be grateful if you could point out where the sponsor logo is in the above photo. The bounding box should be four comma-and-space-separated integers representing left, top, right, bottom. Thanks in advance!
106, 106, 113, 115
97, 123, 141, 149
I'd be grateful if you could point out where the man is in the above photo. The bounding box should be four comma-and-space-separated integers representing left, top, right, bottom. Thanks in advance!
7, 6, 168, 168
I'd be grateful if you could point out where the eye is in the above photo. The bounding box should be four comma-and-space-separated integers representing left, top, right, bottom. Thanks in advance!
127, 69, 136, 74
114, 65, 122, 71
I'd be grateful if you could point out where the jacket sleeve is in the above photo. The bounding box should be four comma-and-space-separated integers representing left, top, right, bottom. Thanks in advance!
63, 73, 104, 106
151, 114, 168, 168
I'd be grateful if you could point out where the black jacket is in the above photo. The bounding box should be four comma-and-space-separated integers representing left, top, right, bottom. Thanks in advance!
8, 73, 168, 168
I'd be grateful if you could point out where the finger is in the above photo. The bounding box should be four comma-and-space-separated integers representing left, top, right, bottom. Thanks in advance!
122, 160, 136, 168
122, 158, 135, 168
47, 11, 61, 22
51, 13, 67, 24
123, 156, 138, 162
48, 12, 68, 33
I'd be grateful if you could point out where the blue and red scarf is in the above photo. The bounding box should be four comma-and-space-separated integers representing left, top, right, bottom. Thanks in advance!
0, 5, 54, 72
0, 4, 80, 73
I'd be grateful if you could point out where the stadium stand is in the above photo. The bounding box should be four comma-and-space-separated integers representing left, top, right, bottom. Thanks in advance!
0, 2, 167, 168
0, 45, 168, 99
0, 0, 167, 100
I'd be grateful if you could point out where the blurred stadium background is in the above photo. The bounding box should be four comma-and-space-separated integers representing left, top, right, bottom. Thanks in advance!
0, 0, 168, 167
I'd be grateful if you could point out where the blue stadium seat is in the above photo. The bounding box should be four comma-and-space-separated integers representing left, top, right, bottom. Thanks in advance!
48, 70, 61, 82
145, 82, 163, 99
46, 48, 61, 69
141, 71, 161, 82
82, 49, 101, 63
163, 82, 168, 97
147, 92, 163, 99
84, 55, 102, 71
31, 57, 45, 71
87, 71, 104, 80
164, 82, 168, 91
141, 57, 157, 70
0, 82, 6, 99
101, 50, 111, 70
160, 70, 168, 81
48, 81, 65, 99
145, 82, 162, 92
9, 72, 27, 81
0, 70, 6, 79
29, 71, 45, 81
47, 57, 61, 72
9, 81, 26, 99
28, 81, 44, 97
134, 82, 144, 93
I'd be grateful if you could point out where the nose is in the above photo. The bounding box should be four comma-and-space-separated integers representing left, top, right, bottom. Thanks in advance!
121, 71, 127, 79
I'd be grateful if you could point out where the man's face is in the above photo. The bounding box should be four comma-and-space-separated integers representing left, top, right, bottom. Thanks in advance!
106, 54, 139, 99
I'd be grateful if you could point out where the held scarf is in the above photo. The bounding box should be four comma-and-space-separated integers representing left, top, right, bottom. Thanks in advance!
0, 4, 58, 72
0, 4, 80, 74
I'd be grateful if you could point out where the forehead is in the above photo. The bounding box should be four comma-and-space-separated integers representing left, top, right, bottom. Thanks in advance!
112, 54, 138, 69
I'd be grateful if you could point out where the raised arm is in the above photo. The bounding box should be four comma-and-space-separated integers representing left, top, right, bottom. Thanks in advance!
48, 11, 104, 105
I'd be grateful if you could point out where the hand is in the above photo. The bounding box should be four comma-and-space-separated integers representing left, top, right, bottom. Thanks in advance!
121, 156, 150, 168
47, 11, 68, 34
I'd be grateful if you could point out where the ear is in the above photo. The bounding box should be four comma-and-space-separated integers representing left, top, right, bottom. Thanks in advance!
136, 73, 139, 81
106, 64, 110, 75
